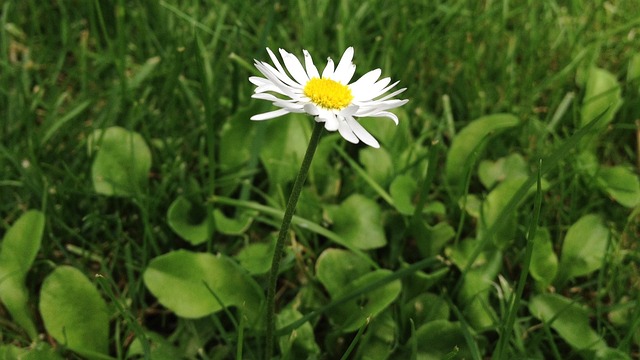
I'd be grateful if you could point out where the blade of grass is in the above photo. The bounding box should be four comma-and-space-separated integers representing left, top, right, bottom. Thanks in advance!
493, 159, 543, 359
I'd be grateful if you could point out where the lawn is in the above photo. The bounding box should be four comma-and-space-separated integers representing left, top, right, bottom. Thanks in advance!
1, 0, 640, 359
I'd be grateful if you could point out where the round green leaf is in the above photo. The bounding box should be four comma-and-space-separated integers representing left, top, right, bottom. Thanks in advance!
360, 147, 393, 187
213, 209, 254, 235
143, 250, 264, 327
330, 269, 402, 333
90, 126, 151, 196
0, 210, 44, 339
529, 293, 607, 351
596, 166, 640, 208
277, 307, 320, 357
325, 194, 387, 250
559, 214, 609, 280
235, 241, 275, 275
530, 227, 558, 286
580, 67, 622, 129
445, 113, 519, 192
403, 293, 449, 328
316, 248, 372, 296
39, 266, 109, 357
413, 320, 473, 360
259, 113, 310, 186
390, 174, 418, 215
477, 153, 528, 189
167, 196, 210, 245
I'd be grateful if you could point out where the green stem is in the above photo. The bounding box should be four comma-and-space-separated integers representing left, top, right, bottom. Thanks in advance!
265, 121, 323, 359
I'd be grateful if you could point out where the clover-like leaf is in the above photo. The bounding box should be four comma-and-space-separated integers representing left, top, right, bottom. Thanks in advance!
325, 194, 387, 250
413, 320, 473, 360
559, 214, 608, 281
331, 269, 401, 333
213, 209, 254, 235
580, 66, 622, 129
596, 166, 640, 208
390, 174, 418, 215
0, 210, 45, 339
478, 153, 528, 189
529, 293, 607, 352
167, 196, 210, 245
39, 266, 109, 357
235, 240, 275, 275
143, 250, 264, 327
445, 113, 519, 192
90, 126, 151, 196
277, 307, 320, 357
259, 113, 310, 186
530, 227, 558, 286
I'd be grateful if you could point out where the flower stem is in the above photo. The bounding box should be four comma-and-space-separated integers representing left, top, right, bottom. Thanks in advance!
265, 121, 323, 359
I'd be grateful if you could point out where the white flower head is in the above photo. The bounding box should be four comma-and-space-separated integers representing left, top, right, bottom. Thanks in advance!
249, 47, 408, 148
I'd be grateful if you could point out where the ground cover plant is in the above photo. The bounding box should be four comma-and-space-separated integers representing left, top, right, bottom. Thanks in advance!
1, 0, 640, 359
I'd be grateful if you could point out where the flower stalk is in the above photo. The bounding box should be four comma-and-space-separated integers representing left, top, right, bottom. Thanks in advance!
265, 121, 324, 359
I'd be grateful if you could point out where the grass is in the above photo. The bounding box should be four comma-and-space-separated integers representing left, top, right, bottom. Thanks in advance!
1, 0, 640, 359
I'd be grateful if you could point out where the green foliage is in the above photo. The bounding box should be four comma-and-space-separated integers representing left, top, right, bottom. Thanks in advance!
39, 266, 109, 358
143, 250, 264, 326
89, 126, 152, 197
0, 210, 44, 339
1, 0, 639, 358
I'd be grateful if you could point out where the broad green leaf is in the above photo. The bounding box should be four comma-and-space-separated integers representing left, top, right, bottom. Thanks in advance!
0, 210, 45, 339
478, 153, 528, 189
90, 126, 151, 196
580, 67, 622, 129
219, 105, 258, 172
481, 176, 529, 248
127, 331, 183, 360
316, 249, 401, 333
277, 307, 320, 358
143, 250, 264, 327
530, 227, 558, 286
259, 113, 310, 186
325, 194, 387, 249
310, 134, 341, 197
403, 293, 449, 328
213, 209, 254, 235
39, 266, 109, 357
167, 196, 210, 245
529, 293, 607, 351
316, 248, 372, 296
448, 239, 502, 329
628, 53, 640, 83
414, 221, 455, 258
445, 113, 519, 192
358, 309, 397, 360
596, 166, 640, 208
559, 214, 609, 280
331, 270, 402, 333
413, 320, 473, 360
390, 174, 418, 215
235, 240, 275, 275
0, 343, 64, 360
360, 147, 393, 188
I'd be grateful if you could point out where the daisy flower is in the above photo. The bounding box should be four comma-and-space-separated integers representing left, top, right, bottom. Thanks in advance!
249, 47, 408, 148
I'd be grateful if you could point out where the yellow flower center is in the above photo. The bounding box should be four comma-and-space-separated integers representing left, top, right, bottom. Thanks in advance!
303, 77, 354, 110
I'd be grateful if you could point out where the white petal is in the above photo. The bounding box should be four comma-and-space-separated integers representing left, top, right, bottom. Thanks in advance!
303, 50, 320, 79
348, 68, 381, 93
318, 111, 339, 131
353, 77, 392, 101
333, 47, 356, 83
263, 50, 300, 88
322, 57, 335, 78
346, 116, 380, 148
376, 86, 407, 102
303, 103, 321, 116
340, 105, 360, 117
280, 49, 309, 85
254, 62, 297, 97
338, 117, 359, 144
250, 108, 291, 121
